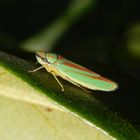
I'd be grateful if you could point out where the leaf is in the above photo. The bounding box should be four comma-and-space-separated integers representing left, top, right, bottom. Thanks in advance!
0, 51, 139, 140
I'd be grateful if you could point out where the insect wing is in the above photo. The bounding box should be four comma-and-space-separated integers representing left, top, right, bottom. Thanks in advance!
55, 56, 117, 91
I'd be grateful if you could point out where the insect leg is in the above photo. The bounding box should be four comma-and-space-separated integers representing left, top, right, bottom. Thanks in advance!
78, 85, 91, 93
28, 66, 44, 73
65, 76, 91, 93
52, 72, 64, 91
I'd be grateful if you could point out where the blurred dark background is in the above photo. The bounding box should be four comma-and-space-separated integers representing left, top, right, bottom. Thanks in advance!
0, 0, 140, 131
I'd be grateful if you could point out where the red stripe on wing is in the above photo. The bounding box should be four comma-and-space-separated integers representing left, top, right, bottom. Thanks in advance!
89, 75, 114, 83
67, 69, 114, 84
58, 56, 114, 84
62, 61, 98, 75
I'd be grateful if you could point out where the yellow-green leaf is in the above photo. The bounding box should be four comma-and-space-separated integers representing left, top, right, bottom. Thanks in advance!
0, 51, 139, 140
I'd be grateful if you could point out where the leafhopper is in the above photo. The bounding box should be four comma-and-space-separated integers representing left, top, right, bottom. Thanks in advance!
30, 51, 118, 92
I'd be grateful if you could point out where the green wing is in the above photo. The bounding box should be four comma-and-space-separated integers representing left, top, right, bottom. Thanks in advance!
55, 56, 118, 91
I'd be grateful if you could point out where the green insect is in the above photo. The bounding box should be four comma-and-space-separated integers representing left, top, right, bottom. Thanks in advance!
30, 51, 118, 92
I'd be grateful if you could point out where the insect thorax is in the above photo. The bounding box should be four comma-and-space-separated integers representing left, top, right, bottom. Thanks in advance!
46, 53, 58, 64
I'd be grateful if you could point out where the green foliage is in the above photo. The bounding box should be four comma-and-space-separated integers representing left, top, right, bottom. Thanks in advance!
0, 51, 139, 140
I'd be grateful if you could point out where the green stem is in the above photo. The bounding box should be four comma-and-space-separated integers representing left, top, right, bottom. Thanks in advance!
21, 0, 95, 52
